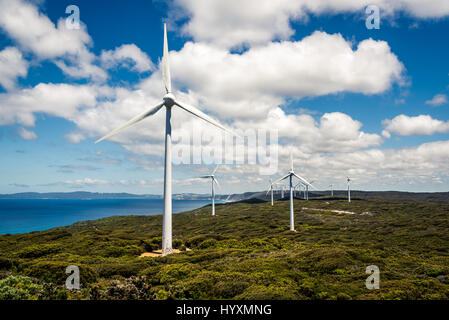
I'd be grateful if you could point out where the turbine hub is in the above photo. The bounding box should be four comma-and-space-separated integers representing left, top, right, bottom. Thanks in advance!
163, 93, 176, 107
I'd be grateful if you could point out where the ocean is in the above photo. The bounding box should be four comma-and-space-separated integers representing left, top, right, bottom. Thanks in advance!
0, 198, 212, 234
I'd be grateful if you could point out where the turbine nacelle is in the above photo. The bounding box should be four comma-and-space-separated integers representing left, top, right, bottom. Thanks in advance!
163, 93, 176, 107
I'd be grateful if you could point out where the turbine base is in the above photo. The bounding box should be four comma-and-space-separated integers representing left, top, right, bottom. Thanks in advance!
161, 248, 173, 256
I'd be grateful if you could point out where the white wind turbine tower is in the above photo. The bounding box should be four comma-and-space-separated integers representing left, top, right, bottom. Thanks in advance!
95, 24, 234, 255
304, 180, 315, 201
293, 182, 301, 197
266, 178, 274, 206
273, 152, 313, 231
329, 184, 333, 197
199, 165, 220, 216
281, 185, 285, 198
347, 177, 351, 203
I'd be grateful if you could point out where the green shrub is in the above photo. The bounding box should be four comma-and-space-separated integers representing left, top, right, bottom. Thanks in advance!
0, 257, 12, 270
0, 275, 43, 300
103, 246, 127, 258
425, 268, 444, 277
301, 247, 354, 273
237, 284, 298, 300
98, 263, 144, 278
198, 239, 217, 249
181, 271, 217, 299
213, 279, 249, 299
96, 277, 152, 300
18, 244, 62, 259
24, 261, 97, 285
185, 235, 225, 248
336, 292, 352, 300
157, 263, 198, 284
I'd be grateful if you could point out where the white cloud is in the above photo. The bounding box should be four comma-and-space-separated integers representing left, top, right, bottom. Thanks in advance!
277, 139, 449, 191
0, 83, 110, 127
383, 114, 449, 136
162, 32, 403, 120
425, 94, 448, 106
17, 127, 37, 140
65, 132, 86, 144
0, 47, 28, 90
100, 44, 154, 73
0, 0, 106, 81
64, 178, 109, 187
234, 109, 382, 153
173, 0, 449, 48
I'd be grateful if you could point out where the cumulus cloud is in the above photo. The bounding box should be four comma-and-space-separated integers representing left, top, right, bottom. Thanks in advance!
65, 132, 86, 144
274, 139, 449, 191
163, 32, 403, 120
173, 0, 449, 48
383, 114, 449, 136
425, 94, 448, 106
0, 0, 106, 81
234, 109, 382, 153
100, 44, 155, 73
0, 83, 111, 127
17, 127, 37, 140
0, 47, 28, 90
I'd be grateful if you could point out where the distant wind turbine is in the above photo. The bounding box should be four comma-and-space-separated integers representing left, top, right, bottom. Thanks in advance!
273, 152, 313, 231
347, 177, 351, 203
304, 180, 315, 201
266, 178, 274, 206
95, 24, 234, 255
293, 182, 301, 197
199, 165, 220, 216
329, 184, 333, 197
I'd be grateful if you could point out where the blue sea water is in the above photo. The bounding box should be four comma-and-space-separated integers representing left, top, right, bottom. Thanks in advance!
0, 199, 212, 234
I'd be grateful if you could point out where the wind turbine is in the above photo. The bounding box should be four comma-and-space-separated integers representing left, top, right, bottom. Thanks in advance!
95, 24, 234, 255
347, 177, 351, 203
273, 152, 313, 231
199, 166, 220, 216
329, 184, 333, 197
305, 180, 315, 201
293, 182, 302, 198
266, 178, 274, 206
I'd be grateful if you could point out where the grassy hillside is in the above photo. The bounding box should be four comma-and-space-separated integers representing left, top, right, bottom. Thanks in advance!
0, 197, 448, 300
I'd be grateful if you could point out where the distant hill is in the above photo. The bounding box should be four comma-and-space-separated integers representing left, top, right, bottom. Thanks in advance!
1, 190, 449, 203
0, 192, 158, 199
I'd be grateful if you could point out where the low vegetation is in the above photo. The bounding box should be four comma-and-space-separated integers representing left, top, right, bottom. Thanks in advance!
0, 196, 448, 300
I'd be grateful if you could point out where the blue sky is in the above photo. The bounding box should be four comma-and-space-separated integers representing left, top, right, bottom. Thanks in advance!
1, 0, 449, 194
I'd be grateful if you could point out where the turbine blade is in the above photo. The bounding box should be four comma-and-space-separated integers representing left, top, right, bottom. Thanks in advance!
174, 100, 236, 136
212, 164, 219, 174
213, 177, 220, 188
95, 102, 164, 143
273, 173, 290, 185
199, 175, 212, 179
293, 173, 314, 188
162, 23, 172, 93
